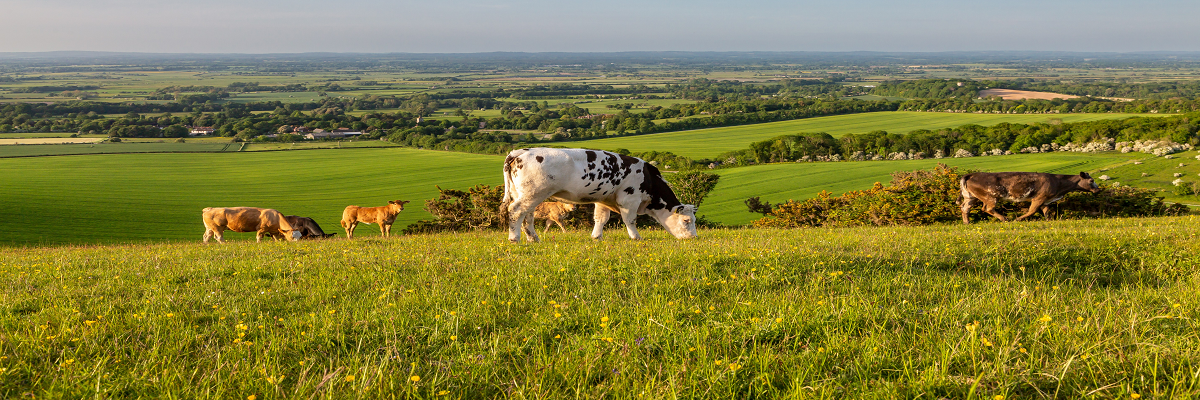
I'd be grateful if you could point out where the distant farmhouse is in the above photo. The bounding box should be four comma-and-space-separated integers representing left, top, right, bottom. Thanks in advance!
189, 126, 215, 136
304, 128, 362, 140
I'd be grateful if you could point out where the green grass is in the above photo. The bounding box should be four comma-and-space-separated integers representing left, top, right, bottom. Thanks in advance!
702, 153, 1143, 226
0, 146, 1169, 244
0, 148, 502, 245
2, 218, 1199, 398
571, 112, 1166, 159
1093, 150, 1200, 205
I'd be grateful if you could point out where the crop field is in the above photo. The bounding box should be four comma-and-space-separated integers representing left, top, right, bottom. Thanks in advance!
0, 142, 241, 158
702, 153, 1146, 226
572, 112, 1165, 159
2, 217, 1199, 398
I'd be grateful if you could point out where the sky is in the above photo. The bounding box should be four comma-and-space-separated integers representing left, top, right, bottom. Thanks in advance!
2, 0, 1199, 54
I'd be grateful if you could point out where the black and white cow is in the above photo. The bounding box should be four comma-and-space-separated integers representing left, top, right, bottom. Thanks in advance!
500, 147, 698, 242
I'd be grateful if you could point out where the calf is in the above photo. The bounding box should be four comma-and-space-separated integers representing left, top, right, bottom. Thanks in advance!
341, 200, 409, 239
201, 207, 301, 243
533, 201, 578, 232
284, 216, 337, 239
960, 172, 1101, 223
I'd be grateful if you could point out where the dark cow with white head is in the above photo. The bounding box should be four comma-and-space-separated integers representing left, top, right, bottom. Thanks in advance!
501, 147, 698, 242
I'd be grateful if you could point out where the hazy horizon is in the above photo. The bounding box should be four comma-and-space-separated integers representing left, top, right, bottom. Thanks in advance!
2, 0, 1199, 54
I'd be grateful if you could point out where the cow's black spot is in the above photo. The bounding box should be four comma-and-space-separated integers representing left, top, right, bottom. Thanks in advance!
536, 156, 544, 163
624, 187, 634, 195
588, 163, 595, 170
586, 151, 597, 163
547, 174, 555, 180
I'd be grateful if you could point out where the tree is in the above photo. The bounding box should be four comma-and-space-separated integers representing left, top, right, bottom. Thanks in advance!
163, 124, 189, 138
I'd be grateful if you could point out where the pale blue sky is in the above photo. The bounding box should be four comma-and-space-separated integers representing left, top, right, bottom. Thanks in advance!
1, 0, 1198, 53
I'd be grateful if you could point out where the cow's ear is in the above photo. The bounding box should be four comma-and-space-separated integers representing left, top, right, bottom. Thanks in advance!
1080, 172, 1091, 179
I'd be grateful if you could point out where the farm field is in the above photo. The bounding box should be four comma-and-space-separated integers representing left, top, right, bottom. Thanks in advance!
0, 142, 241, 158
572, 112, 1165, 159
0, 148, 502, 245
702, 153, 1147, 226
2, 217, 1198, 398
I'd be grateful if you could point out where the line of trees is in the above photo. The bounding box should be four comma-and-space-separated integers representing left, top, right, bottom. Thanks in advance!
718, 112, 1200, 166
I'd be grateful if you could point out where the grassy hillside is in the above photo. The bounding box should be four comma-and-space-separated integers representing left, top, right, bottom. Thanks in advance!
571, 112, 1162, 159
702, 153, 1145, 226
2, 218, 1198, 398
0, 148, 502, 245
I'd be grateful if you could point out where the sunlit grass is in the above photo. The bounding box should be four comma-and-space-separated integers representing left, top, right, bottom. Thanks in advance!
2, 216, 1198, 398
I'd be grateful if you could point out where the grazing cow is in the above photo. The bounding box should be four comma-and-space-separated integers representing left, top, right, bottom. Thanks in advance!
341, 200, 409, 239
500, 147, 697, 242
533, 201, 578, 232
960, 172, 1101, 223
284, 216, 338, 239
201, 207, 302, 243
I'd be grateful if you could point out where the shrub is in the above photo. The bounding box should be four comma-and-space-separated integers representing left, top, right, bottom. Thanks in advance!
402, 185, 505, 234
751, 164, 1190, 228
753, 164, 965, 228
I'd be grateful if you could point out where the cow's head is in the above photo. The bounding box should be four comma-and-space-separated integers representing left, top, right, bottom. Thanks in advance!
1078, 172, 1102, 193
662, 204, 699, 240
387, 200, 410, 213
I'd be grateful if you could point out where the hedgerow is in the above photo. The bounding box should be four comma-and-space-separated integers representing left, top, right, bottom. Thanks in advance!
750, 164, 1189, 228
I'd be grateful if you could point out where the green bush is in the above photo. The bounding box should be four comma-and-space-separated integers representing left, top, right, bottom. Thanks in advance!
753, 164, 964, 228
403, 185, 505, 234
752, 164, 1190, 228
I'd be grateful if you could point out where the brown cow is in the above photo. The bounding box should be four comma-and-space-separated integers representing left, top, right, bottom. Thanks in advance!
959, 172, 1101, 223
533, 201, 577, 232
341, 200, 409, 239
283, 216, 337, 239
202, 207, 302, 243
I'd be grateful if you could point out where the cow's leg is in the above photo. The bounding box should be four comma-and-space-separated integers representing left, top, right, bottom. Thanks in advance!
521, 212, 539, 242
380, 223, 389, 238
507, 199, 539, 243
343, 221, 357, 239
256, 230, 265, 242
619, 208, 642, 240
1041, 204, 1053, 220
555, 218, 567, 232
544, 219, 553, 232
1015, 199, 1046, 221
203, 228, 213, 243
591, 206, 611, 240
981, 199, 1007, 222
960, 197, 977, 224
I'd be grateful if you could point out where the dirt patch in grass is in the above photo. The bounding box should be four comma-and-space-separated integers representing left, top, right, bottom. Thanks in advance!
978, 88, 1079, 100
0, 138, 104, 145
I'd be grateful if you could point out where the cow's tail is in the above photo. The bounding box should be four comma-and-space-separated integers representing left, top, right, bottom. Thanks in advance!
499, 153, 518, 226
957, 174, 973, 205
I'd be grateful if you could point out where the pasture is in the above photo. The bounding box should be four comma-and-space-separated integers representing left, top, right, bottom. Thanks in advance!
0, 148, 502, 245
571, 112, 1164, 159
1, 217, 1198, 398
1, 146, 1165, 245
